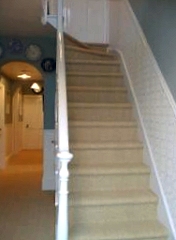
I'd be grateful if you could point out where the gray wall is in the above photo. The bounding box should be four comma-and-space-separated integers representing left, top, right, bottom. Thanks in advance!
0, 36, 56, 129
129, 0, 176, 100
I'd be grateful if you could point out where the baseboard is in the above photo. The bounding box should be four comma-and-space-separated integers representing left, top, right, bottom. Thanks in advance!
5, 152, 14, 163
117, 48, 175, 240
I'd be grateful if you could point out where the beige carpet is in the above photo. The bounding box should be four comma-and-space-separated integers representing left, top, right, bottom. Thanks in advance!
0, 150, 55, 240
64, 36, 168, 239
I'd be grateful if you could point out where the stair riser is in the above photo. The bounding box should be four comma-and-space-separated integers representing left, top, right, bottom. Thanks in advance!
69, 234, 167, 240
69, 174, 149, 191
69, 126, 139, 142
68, 91, 128, 103
66, 63, 121, 73
70, 148, 143, 164
137, 239, 167, 240
68, 108, 134, 121
85, 43, 108, 52
87, 46, 107, 52
65, 49, 116, 60
69, 203, 157, 223
67, 76, 124, 88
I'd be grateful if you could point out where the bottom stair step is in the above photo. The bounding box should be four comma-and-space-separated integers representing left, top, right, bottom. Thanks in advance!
69, 220, 168, 240
69, 189, 158, 223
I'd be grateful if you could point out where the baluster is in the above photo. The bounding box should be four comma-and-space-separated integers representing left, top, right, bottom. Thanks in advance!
56, 151, 73, 240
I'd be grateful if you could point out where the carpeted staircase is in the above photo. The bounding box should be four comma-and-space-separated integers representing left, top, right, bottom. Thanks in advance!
64, 35, 168, 240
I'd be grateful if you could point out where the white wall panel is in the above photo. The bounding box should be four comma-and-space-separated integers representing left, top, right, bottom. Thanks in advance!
87, 0, 108, 43
42, 129, 55, 190
64, 0, 87, 42
108, 0, 176, 238
49, 0, 108, 43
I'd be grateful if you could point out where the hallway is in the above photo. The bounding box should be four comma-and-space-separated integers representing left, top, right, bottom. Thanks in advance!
0, 150, 55, 240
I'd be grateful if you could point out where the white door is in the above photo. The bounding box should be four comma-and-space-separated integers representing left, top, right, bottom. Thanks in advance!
0, 82, 5, 168
64, 0, 108, 43
64, 0, 87, 42
23, 95, 43, 149
87, 0, 108, 43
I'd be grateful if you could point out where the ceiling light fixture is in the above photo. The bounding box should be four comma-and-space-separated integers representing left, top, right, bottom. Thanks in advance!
30, 82, 43, 94
17, 73, 31, 79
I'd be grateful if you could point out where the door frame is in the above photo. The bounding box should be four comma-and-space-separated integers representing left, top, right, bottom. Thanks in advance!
0, 82, 5, 169
22, 94, 44, 150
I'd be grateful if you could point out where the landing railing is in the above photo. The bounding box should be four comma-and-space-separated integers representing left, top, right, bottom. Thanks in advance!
42, 1, 73, 240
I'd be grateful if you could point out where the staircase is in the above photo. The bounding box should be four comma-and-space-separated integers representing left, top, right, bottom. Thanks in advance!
64, 36, 168, 240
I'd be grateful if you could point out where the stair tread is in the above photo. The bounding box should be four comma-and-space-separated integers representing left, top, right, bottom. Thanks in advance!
65, 45, 115, 57
69, 121, 137, 127
67, 71, 123, 76
66, 59, 120, 64
70, 220, 167, 240
70, 141, 142, 149
70, 162, 150, 175
68, 102, 132, 108
67, 86, 127, 92
70, 189, 157, 206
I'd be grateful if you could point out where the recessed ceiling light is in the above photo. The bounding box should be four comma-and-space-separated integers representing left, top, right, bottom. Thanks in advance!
17, 73, 31, 79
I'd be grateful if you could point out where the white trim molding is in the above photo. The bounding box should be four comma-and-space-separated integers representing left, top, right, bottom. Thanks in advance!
108, 0, 176, 239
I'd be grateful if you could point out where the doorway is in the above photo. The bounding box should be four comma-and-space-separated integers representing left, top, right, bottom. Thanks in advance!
23, 95, 43, 149
0, 61, 44, 167
0, 82, 5, 168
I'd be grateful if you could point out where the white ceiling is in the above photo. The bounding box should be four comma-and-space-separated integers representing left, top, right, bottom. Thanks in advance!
0, 0, 55, 36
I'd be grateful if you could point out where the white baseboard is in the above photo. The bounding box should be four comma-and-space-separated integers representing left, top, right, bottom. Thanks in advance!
5, 153, 14, 163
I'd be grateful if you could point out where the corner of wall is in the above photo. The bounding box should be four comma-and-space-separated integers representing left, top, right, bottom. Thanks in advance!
42, 129, 55, 190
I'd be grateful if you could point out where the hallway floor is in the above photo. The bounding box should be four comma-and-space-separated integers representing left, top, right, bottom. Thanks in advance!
0, 150, 55, 240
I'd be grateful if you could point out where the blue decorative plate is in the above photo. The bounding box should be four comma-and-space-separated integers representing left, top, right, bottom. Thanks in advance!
8, 38, 23, 54
41, 58, 56, 72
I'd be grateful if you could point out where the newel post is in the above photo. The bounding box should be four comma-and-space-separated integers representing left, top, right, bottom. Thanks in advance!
55, 151, 73, 240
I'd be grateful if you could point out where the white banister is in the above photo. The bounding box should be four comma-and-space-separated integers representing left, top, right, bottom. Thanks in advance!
54, 0, 73, 239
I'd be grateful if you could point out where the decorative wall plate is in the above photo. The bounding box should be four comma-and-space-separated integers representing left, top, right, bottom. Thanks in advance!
8, 38, 23, 54
25, 44, 42, 61
41, 58, 56, 72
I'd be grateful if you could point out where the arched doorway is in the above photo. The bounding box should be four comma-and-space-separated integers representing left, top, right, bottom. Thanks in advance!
0, 61, 44, 168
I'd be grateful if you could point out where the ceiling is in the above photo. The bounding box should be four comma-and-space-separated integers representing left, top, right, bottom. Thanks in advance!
0, 0, 55, 37
0, 0, 55, 82
1, 62, 42, 82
